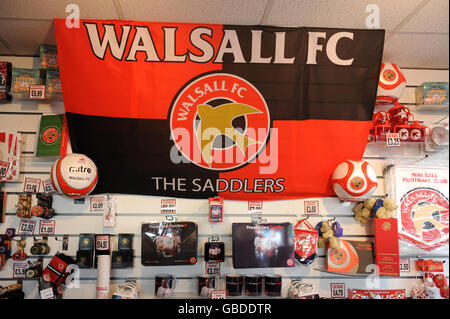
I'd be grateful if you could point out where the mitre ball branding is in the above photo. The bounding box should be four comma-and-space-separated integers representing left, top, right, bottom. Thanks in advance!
55, 19, 385, 199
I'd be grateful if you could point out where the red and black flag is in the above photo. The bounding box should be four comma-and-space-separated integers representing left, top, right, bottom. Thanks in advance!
55, 19, 384, 200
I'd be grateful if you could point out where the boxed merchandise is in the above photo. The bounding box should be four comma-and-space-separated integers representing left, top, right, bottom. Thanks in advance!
232, 223, 295, 268
45, 70, 62, 95
374, 218, 400, 276
141, 221, 198, 266
0, 62, 12, 101
416, 82, 449, 105
327, 240, 374, 274
10, 68, 41, 93
40, 44, 58, 69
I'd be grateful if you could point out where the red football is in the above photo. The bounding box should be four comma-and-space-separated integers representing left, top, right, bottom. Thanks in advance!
440, 285, 449, 299
434, 274, 447, 288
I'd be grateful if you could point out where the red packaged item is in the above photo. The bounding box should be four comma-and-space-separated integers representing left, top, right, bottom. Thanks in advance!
374, 218, 400, 276
208, 197, 223, 223
348, 289, 406, 299
392, 120, 410, 142
42, 253, 76, 287
416, 259, 445, 272
0, 62, 12, 101
294, 218, 318, 265
409, 121, 429, 142
388, 102, 413, 124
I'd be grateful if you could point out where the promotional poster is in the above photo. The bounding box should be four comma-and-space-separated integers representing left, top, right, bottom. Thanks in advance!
232, 223, 295, 268
142, 222, 198, 266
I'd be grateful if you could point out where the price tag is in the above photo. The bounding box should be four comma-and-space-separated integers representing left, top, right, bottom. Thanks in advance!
161, 199, 176, 214
399, 258, 410, 273
90, 196, 106, 212
42, 179, 57, 194
18, 219, 36, 235
0, 161, 10, 178
205, 261, 221, 276
39, 220, 55, 235
304, 200, 319, 215
210, 290, 227, 299
330, 283, 346, 299
13, 262, 28, 278
39, 287, 54, 299
386, 133, 401, 147
23, 177, 41, 193
29, 84, 46, 100
95, 235, 110, 251
248, 200, 263, 214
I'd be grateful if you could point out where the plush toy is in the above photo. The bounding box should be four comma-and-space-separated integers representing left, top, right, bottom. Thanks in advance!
353, 197, 398, 223
315, 220, 343, 250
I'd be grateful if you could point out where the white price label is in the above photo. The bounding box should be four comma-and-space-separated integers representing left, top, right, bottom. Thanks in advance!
304, 200, 319, 215
210, 290, 227, 299
399, 259, 410, 272
386, 133, 401, 147
13, 262, 28, 278
29, 84, 46, 100
330, 283, 345, 298
161, 199, 176, 214
40, 287, 54, 299
39, 220, 55, 235
0, 161, 10, 178
18, 219, 36, 235
23, 177, 41, 193
205, 261, 221, 276
248, 200, 263, 214
42, 179, 57, 194
90, 196, 106, 212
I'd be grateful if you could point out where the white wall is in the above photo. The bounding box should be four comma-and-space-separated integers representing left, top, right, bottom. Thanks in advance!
0, 56, 448, 299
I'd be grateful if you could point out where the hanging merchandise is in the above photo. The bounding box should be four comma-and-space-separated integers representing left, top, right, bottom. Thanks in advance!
141, 221, 198, 266
232, 223, 295, 269
0, 192, 6, 223
293, 217, 318, 265
331, 160, 378, 202
31, 193, 56, 219
11, 239, 27, 261
0, 131, 21, 182
0, 228, 15, 269
96, 254, 111, 299
387, 165, 449, 254
353, 197, 398, 223
348, 289, 406, 299
208, 197, 223, 223
376, 62, 406, 105
112, 281, 140, 299
103, 195, 117, 228
36, 114, 69, 157
112, 234, 134, 268
30, 237, 50, 255
24, 256, 44, 279
41, 253, 76, 287
204, 241, 225, 263
0, 61, 12, 102
414, 259, 449, 299
316, 219, 344, 250
374, 218, 400, 276
50, 153, 98, 199
76, 233, 95, 268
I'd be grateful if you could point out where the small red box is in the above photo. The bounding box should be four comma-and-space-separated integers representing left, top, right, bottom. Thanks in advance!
374, 218, 400, 276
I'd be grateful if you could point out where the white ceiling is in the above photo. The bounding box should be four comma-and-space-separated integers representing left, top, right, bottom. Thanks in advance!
0, 0, 448, 69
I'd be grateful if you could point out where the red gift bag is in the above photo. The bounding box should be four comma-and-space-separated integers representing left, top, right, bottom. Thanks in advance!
294, 218, 318, 265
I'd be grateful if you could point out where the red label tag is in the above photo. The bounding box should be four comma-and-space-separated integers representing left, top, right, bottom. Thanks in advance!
29, 84, 46, 100
18, 219, 36, 235
386, 133, 401, 147
39, 220, 55, 235
24, 177, 41, 193
161, 199, 176, 214
0, 161, 10, 178
330, 283, 346, 298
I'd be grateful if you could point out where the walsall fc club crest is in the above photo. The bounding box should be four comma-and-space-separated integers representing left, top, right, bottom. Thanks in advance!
170, 72, 270, 171
399, 187, 449, 251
